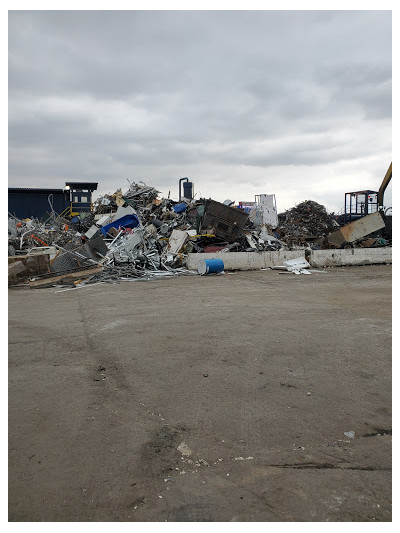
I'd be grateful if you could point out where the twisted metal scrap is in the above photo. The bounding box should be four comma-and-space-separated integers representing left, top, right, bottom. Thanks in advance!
277, 200, 338, 244
82, 262, 196, 285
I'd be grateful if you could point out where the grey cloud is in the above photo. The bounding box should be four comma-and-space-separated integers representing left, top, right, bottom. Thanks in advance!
8, 10, 391, 211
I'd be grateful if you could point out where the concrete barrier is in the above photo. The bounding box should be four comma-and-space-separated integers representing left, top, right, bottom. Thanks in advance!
186, 248, 392, 271
309, 248, 392, 268
186, 250, 305, 271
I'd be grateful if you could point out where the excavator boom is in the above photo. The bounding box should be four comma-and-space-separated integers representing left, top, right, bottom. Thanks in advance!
378, 162, 392, 209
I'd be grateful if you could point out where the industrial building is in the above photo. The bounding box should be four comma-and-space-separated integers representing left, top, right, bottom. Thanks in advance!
8, 181, 98, 220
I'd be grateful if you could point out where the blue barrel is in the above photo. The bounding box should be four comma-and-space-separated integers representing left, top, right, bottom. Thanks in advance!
173, 202, 187, 213
198, 258, 224, 275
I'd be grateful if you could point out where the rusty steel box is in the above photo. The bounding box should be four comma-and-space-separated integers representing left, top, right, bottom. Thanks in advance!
201, 199, 249, 242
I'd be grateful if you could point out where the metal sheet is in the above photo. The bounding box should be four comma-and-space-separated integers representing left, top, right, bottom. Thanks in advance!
328, 211, 386, 245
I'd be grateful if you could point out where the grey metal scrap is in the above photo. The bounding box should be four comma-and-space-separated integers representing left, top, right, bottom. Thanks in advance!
8, 218, 18, 239
50, 243, 99, 274
124, 181, 160, 206
50, 250, 80, 274
81, 262, 195, 285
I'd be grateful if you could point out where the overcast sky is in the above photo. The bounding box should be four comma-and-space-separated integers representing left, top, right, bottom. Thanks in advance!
8, 9, 392, 213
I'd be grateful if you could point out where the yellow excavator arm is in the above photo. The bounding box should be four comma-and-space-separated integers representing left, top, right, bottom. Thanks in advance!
378, 162, 392, 209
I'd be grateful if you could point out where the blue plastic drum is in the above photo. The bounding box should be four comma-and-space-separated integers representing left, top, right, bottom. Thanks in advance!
197, 258, 224, 275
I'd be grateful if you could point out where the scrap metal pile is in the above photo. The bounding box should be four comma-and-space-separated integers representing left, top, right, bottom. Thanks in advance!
8, 181, 286, 287
275, 200, 339, 246
8, 182, 198, 286
8, 214, 104, 287
8, 180, 389, 288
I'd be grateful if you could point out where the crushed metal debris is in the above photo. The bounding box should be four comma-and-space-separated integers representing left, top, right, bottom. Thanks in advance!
8, 180, 391, 288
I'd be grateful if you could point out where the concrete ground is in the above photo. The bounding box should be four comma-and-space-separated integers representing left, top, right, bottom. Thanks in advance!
8, 264, 392, 522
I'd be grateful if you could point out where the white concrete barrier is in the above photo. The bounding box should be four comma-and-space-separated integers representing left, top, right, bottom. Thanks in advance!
186, 248, 392, 271
309, 248, 392, 268
186, 250, 305, 271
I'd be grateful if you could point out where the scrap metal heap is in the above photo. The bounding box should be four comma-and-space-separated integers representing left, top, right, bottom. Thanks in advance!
275, 200, 339, 246
8, 181, 391, 287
